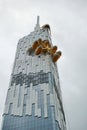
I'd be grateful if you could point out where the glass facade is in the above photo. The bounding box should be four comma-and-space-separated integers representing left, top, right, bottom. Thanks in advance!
2, 72, 65, 130
2, 109, 59, 130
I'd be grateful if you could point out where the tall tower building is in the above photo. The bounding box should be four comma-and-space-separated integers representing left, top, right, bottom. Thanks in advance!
1, 17, 66, 130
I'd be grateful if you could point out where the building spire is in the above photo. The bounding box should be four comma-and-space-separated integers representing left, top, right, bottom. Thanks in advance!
34, 16, 40, 31
37, 16, 39, 26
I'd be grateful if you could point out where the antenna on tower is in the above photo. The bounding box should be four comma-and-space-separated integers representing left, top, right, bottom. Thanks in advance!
37, 16, 39, 26
34, 16, 40, 31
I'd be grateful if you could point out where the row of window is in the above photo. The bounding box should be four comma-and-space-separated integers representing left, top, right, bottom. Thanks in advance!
3, 102, 63, 130
11, 72, 50, 86
2, 113, 55, 130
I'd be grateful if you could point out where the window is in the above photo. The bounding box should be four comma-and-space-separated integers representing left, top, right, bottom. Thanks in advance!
27, 47, 34, 56
38, 56, 41, 58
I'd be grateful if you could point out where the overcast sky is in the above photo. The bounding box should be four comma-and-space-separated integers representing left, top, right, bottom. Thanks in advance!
0, 0, 87, 130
